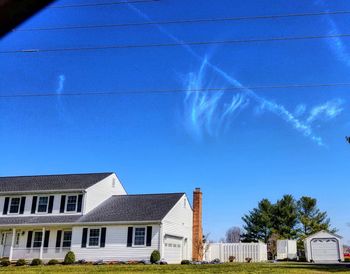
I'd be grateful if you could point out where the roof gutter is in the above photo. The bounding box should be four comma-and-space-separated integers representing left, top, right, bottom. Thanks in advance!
0, 220, 162, 228
0, 189, 86, 195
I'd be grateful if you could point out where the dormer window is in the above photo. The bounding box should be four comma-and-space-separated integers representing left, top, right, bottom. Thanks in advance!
66, 196, 77, 212
37, 197, 49, 213
9, 197, 21, 213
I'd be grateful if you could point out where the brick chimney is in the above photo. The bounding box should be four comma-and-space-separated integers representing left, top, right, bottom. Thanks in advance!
192, 187, 203, 261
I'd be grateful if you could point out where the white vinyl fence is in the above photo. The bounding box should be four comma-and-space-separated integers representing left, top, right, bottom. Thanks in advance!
205, 242, 267, 262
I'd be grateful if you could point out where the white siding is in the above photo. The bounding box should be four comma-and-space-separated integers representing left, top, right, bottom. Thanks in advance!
71, 224, 160, 261
161, 194, 192, 262
84, 174, 126, 213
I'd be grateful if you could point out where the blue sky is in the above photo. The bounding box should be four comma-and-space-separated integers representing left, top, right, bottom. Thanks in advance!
0, 0, 350, 243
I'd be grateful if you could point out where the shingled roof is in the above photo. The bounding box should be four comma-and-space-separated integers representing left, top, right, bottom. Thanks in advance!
79, 193, 185, 223
0, 173, 114, 193
0, 193, 185, 226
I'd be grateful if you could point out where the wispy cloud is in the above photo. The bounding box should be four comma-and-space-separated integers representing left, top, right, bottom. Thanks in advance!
130, 4, 344, 146
306, 99, 344, 124
184, 59, 331, 146
55, 74, 68, 120
56, 74, 65, 94
294, 104, 306, 117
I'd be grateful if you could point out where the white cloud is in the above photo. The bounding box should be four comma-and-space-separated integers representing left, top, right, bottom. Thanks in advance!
306, 99, 344, 124
295, 104, 306, 117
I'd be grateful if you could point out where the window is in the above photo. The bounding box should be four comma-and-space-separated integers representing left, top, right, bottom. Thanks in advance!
133, 227, 146, 246
33, 232, 43, 248
62, 231, 72, 247
37, 197, 49, 213
9, 197, 20, 213
88, 229, 100, 247
66, 196, 77, 212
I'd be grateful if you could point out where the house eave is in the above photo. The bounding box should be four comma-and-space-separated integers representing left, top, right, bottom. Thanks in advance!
0, 189, 86, 195
0, 220, 162, 228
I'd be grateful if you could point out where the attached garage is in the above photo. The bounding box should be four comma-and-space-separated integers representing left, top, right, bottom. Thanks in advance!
163, 235, 183, 263
304, 231, 344, 262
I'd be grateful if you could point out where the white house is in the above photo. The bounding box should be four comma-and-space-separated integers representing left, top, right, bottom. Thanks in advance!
0, 172, 194, 263
304, 230, 344, 262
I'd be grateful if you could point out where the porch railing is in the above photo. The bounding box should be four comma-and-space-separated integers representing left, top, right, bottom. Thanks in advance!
11, 247, 70, 260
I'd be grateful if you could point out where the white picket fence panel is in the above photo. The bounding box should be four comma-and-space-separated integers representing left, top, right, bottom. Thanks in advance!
205, 242, 267, 262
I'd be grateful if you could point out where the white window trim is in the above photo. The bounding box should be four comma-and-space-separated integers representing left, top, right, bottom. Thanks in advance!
65, 195, 78, 213
87, 228, 101, 248
36, 196, 49, 214
8, 197, 21, 214
32, 231, 43, 249
62, 230, 72, 248
132, 227, 146, 247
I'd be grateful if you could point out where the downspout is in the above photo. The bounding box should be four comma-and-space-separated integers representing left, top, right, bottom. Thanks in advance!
159, 222, 163, 259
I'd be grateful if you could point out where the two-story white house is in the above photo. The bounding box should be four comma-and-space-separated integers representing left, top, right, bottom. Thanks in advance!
0, 172, 193, 263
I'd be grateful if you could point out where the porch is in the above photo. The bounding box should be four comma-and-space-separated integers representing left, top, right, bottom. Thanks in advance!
0, 226, 72, 261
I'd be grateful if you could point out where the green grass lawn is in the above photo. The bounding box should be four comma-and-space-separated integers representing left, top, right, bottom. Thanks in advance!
0, 263, 349, 274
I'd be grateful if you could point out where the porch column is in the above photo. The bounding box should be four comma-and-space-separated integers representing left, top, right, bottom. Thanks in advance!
39, 227, 45, 260
9, 228, 16, 261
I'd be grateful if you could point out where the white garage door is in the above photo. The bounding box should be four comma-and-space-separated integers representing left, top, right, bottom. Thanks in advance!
163, 236, 183, 264
311, 238, 339, 262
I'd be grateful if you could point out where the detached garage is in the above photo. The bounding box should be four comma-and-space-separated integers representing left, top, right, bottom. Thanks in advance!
304, 231, 344, 262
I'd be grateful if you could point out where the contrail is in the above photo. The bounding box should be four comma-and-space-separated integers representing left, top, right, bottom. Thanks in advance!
128, 4, 339, 146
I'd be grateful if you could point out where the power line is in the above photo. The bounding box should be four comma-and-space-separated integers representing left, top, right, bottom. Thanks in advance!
15, 10, 350, 32
1, 33, 349, 54
1, 83, 350, 98
48, 0, 159, 9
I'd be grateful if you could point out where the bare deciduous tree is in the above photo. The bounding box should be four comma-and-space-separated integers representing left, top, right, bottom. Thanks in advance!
225, 227, 241, 243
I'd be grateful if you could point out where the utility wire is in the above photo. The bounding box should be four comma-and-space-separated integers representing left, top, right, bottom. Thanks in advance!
48, 0, 159, 9
1, 33, 349, 54
1, 83, 350, 98
15, 10, 350, 32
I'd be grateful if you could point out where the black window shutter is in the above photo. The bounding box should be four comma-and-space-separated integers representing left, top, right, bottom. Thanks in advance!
100, 227, 106, 248
44, 231, 50, 247
3, 197, 9, 215
26, 231, 33, 248
81, 228, 88, 248
77, 194, 83, 212
56, 230, 62, 248
31, 196, 37, 214
146, 226, 152, 247
48, 196, 54, 213
19, 197, 26, 214
127, 227, 133, 247
60, 195, 66, 213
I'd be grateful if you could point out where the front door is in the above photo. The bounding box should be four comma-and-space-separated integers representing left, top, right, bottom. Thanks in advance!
2, 233, 12, 258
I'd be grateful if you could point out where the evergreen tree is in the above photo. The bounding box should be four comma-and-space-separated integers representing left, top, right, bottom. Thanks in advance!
241, 199, 273, 243
297, 196, 335, 236
272, 195, 299, 239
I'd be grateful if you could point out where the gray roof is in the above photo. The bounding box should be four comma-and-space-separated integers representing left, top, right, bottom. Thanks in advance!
0, 173, 113, 193
79, 193, 185, 223
0, 193, 185, 226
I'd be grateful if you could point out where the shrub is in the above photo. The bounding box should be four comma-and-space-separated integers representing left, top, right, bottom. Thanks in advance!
344, 258, 350, 262
30, 258, 42, 266
1, 259, 11, 267
16, 259, 26, 266
181, 260, 191, 265
245, 257, 252, 263
150, 250, 160, 264
229, 256, 235, 262
47, 259, 59, 265
64, 251, 76, 265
